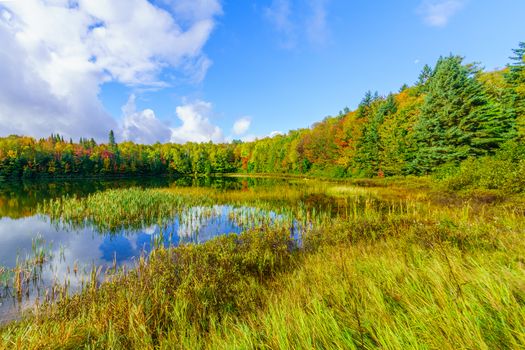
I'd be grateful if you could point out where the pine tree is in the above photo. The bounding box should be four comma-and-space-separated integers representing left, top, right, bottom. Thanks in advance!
411, 55, 508, 174
416, 64, 433, 87
504, 42, 525, 138
508, 42, 525, 83
357, 91, 379, 118
109, 130, 116, 148
354, 94, 397, 176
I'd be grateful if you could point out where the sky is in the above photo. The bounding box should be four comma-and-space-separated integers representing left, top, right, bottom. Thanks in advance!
0, 0, 524, 144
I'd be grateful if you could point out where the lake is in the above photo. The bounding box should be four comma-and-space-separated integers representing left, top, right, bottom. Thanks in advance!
0, 176, 335, 322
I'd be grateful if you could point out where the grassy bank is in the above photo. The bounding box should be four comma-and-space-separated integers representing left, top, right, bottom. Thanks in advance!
1, 182, 524, 349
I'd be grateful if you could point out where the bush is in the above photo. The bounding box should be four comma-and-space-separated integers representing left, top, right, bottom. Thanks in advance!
441, 157, 525, 193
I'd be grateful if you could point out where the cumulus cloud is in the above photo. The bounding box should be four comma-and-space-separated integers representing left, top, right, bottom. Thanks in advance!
120, 95, 172, 144
119, 96, 229, 145
417, 0, 466, 27
171, 100, 223, 143
0, 0, 221, 141
232, 117, 251, 135
264, 0, 331, 48
0, 9, 116, 140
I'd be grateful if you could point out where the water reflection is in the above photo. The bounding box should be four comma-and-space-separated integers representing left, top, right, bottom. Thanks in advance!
0, 205, 271, 322
0, 176, 319, 322
0, 176, 288, 219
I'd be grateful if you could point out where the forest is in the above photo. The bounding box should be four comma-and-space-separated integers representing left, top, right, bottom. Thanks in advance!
1, 43, 524, 189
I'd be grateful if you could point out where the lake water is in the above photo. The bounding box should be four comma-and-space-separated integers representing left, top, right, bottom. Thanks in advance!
0, 177, 305, 322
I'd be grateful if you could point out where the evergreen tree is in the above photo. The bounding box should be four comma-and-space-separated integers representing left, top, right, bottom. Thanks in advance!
357, 91, 379, 118
355, 94, 397, 176
411, 56, 507, 174
416, 64, 433, 87
109, 130, 116, 148
504, 42, 525, 138
508, 42, 525, 83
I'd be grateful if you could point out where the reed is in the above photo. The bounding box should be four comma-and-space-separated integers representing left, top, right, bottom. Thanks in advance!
0, 180, 523, 349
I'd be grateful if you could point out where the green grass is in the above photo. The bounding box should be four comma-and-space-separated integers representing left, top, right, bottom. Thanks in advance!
37, 182, 342, 233
38, 188, 201, 232
1, 181, 524, 349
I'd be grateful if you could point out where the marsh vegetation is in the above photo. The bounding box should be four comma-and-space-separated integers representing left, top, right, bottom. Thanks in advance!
0, 177, 523, 349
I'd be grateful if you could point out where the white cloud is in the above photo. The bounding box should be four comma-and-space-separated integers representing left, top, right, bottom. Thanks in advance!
264, 0, 330, 49
265, 0, 296, 48
0, 0, 221, 141
417, 0, 466, 27
305, 0, 330, 45
232, 117, 251, 135
0, 18, 116, 141
159, 0, 223, 22
171, 100, 223, 143
119, 96, 227, 145
120, 95, 172, 144
269, 130, 283, 137
1, 8, 12, 22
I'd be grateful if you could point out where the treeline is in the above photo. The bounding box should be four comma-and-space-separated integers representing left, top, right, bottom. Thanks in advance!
0, 135, 239, 179
1, 43, 524, 181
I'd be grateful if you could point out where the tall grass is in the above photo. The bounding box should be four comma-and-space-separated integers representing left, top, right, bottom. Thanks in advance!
1, 181, 524, 349
213, 239, 524, 349
0, 234, 55, 309
38, 183, 346, 234
39, 188, 200, 232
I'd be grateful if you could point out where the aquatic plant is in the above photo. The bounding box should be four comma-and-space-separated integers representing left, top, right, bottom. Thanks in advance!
1, 180, 524, 348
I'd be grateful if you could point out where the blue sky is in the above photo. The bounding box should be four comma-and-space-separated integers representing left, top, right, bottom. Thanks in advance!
1, 0, 524, 143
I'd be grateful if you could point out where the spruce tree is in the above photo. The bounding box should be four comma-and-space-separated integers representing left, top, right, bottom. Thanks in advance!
504, 42, 525, 138
355, 94, 397, 176
411, 55, 508, 174
416, 64, 433, 87
109, 130, 116, 148
508, 42, 525, 83
357, 91, 379, 118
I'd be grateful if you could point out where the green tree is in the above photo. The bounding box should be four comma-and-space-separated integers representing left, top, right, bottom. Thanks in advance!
355, 94, 396, 176
109, 130, 116, 148
504, 42, 525, 138
410, 56, 508, 174
416, 64, 433, 87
